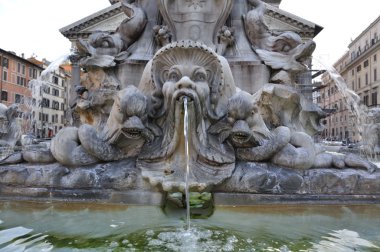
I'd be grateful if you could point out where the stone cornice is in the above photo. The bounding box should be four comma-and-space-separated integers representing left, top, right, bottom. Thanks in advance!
346, 40, 380, 69
59, 2, 123, 39
266, 4, 323, 38
349, 15, 380, 48
0, 48, 44, 70
60, 1, 322, 40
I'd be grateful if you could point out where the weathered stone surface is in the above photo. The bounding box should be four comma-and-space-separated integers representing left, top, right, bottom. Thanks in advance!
0, 160, 379, 204
216, 162, 380, 195
0, 159, 149, 191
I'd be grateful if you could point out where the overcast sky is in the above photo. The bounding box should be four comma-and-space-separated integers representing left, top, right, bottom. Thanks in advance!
0, 0, 379, 68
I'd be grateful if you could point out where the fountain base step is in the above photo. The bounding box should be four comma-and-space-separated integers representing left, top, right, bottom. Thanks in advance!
0, 159, 379, 205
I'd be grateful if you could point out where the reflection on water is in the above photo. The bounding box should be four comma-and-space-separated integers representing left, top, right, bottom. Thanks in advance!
0, 201, 379, 251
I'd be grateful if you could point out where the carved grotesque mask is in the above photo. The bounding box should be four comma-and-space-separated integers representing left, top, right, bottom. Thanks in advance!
137, 41, 236, 192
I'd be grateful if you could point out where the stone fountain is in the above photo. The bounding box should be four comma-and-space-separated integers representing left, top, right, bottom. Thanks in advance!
0, 0, 379, 206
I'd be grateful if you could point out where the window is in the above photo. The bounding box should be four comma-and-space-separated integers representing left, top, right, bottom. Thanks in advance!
52, 101, 60, 110
357, 65, 361, 72
43, 86, 50, 94
15, 94, 23, 104
17, 62, 21, 73
52, 88, 59, 96
375, 68, 377, 82
363, 95, 369, 106
61, 103, 64, 111
16, 76, 26, 86
2, 70, 7, 81
365, 73, 368, 85
29, 68, 33, 78
351, 52, 355, 60
372, 91, 378, 106
358, 77, 361, 88
364, 60, 369, 67
42, 113, 49, 122
375, 54, 377, 62
53, 76, 59, 84
352, 69, 354, 76
352, 81, 355, 90
2, 57, 9, 68
1, 91, 8, 101
22, 64, 25, 75
42, 98, 50, 108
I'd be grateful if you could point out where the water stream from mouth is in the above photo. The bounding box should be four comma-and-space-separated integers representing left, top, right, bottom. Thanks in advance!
183, 97, 191, 230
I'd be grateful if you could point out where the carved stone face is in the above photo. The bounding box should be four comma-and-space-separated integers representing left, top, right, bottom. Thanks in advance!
137, 41, 236, 192
162, 64, 210, 111
102, 86, 151, 148
226, 91, 271, 148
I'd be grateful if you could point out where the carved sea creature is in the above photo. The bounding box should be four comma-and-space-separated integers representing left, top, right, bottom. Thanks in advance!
0, 104, 24, 165
256, 40, 316, 72
117, 0, 147, 50
258, 84, 326, 136
51, 86, 153, 166
209, 90, 272, 148
77, 31, 124, 58
0, 104, 21, 148
243, 0, 271, 49
243, 0, 316, 77
50, 127, 99, 166
80, 85, 154, 161
313, 145, 377, 173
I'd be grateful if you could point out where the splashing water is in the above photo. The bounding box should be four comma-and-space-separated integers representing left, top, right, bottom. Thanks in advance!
314, 57, 366, 131
313, 57, 375, 158
22, 53, 71, 137
183, 97, 191, 230
40, 54, 70, 81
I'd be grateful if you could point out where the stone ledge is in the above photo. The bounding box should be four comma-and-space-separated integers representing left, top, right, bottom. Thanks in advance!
213, 193, 380, 206
0, 186, 163, 206
0, 160, 379, 205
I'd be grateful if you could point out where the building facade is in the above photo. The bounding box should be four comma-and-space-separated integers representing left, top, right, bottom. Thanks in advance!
317, 16, 380, 143
0, 49, 39, 107
28, 58, 70, 138
0, 48, 70, 138
0, 49, 41, 134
